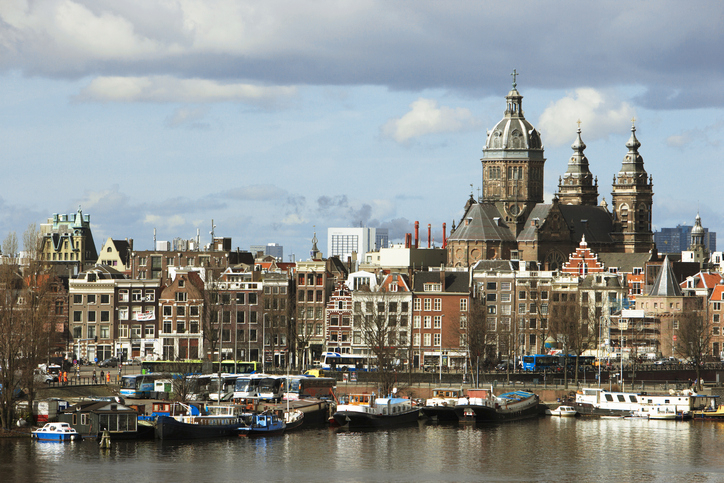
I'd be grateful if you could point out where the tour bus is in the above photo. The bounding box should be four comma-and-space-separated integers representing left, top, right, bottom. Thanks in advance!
320, 352, 374, 371
208, 374, 242, 401
233, 373, 268, 400
120, 374, 171, 399
284, 376, 336, 400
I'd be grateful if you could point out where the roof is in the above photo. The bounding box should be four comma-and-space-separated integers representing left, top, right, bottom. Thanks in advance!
648, 256, 682, 297
517, 204, 554, 242
598, 252, 653, 273
413, 271, 469, 293
110, 239, 132, 264
448, 203, 516, 243
711, 285, 724, 302
471, 260, 516, 273
680, 271, 723, 290
558, 204, 614, 245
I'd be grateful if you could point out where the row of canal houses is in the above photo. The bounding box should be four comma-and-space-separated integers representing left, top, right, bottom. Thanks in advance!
44, 217, 724, 370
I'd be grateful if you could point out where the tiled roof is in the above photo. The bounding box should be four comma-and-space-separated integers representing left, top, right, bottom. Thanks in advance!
711, 285, 724, 302
517, 204, 553, 241
448, 203, 516, 242
598, 252, 653, 273
413, 271, 469, 293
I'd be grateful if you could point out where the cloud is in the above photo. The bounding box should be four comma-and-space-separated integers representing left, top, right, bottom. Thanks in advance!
537, 88, 636, 147
143, 214, 186, 231
165, 106, 209, 128
76, 76, 297, 104
225, 185, 287, 201
382, 98, 480, 144
665, 120, 724, 148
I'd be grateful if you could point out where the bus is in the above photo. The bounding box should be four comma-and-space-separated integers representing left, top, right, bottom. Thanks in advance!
120, 374, 171, 399
233, 374, 267, 400
141, 360, 260, 375
320, 352, 374, 371
556, 355, 596, 371
284, 376, 336, 400
522, 355, 559, 371
208, 374, 242, 401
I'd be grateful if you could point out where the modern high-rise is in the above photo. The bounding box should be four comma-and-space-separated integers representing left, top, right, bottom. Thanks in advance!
654, 223, 716, 254
327, 227, 388, 268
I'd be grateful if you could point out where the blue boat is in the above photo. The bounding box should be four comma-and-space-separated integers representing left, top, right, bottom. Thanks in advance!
237, 412, 286, 436
32, 422, 81, 442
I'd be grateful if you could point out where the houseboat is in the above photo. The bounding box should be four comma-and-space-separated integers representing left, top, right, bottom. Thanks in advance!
333, 393, 420, 429
452, 388, 540, 423
420, 388, 465, 422
574, 388, 693, 419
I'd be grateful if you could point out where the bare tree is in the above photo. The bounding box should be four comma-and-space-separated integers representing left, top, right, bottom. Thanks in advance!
0, 232, 23, 429
466, 294, 488, 386
549, 291, 584, 388
356, 287, 404, 397
675, 310, 710, 392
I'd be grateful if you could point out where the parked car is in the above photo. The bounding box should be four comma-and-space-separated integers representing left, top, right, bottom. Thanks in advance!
496, 362, 514, 371
98, 357, 119, 368
33, 370, 56, 384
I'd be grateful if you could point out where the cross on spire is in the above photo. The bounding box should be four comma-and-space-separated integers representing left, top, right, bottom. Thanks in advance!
511, 69, 519, 88
631, 116, 636, 127
576, 119, 582, 129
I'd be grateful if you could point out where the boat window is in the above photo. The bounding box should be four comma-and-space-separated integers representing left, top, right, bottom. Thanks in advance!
629, 396, 638, 402
605, 394, 614, 402
665, 399, 670, 404
617, 395, 626, 402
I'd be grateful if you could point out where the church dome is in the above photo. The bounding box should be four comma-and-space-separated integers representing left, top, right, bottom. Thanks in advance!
692, 213, 705, 235
484, 86, 543, 151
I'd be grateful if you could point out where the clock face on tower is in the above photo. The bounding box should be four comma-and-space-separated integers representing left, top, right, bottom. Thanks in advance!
507, 204, 521, 217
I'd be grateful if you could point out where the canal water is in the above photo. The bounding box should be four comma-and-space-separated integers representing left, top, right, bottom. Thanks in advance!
4, 418, 724, 482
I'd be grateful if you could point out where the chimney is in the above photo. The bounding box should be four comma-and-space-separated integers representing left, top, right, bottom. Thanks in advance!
428, 224, 431, 249
405, 233, 411, 249
442, 223, 447, 248
415, 221, 419, 249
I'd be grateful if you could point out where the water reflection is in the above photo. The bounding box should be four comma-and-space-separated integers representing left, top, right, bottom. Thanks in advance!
4, 420, 724, 482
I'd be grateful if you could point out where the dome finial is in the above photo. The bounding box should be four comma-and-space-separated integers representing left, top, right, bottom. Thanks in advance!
510, 69, 519, 89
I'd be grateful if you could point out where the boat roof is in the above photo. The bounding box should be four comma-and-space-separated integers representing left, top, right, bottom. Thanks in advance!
499, 391, 535, 401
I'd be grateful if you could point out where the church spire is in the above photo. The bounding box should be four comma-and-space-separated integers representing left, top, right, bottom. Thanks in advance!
556, 123, 598, 206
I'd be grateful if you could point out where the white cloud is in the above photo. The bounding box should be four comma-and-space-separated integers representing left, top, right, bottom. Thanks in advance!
281, 213, 306, 225
143, 214, 186, 230
382, 98, 479, 144
666, 120, 724, 148
537, 88, 635, 147
77, 76, 297, 103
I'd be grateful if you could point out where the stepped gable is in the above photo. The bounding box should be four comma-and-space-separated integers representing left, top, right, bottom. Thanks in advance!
648, 255, 682, 297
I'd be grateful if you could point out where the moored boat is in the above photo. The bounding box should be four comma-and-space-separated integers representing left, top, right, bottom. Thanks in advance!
237, 411, 286, 436
453, 388, 540, 423
421, 388, 465, 422
32, 422, 81, 442
333, 394, 420, 429
154, 403, 246, 440
574, 388, 693, 419
549, 405, 577, 417
283, 409, 304, 432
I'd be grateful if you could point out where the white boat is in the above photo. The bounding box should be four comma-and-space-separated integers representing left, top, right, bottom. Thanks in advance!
32, 422, 81, 442
574, 388, 692, 419
644, 406, 677, 420
549, 405, 577, 417
421, 388, 465, 422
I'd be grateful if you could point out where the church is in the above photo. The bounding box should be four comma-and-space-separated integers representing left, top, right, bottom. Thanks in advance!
447, 76, 655, 269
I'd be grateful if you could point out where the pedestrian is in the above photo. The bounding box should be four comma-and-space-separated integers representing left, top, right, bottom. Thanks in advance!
100, 370, 104, 384
93, 369, 97, 383
63, 371, 68, 385
106, 372, 110, 384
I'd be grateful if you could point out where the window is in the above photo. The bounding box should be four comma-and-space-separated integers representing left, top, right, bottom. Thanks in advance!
237, 293, 245, 304
87, 294, 96, 304
101, 294, 110, 304
518, 303, 526, 314
100, 326, 109, 339
132, 289, 142, 302
424, 299, 431, 311
163, 320, 172, 333
413, 299, 421, 311
248, 293, 257, 305
176, 306, 186, 317
87, 325, 96, 339
488, 306, 497, 314
145, 291, 155, 302
714, 314, 720, 323
101, 311, 110, 322
119, 325, 128, 338
434, 299, 442, 311
487, 293, 497, 302
118, 290, 129, 302
424, 333, 431, 346
715, 302, 722, 311
434, 316, 442, 329
73, 326, 82, 338
487, 282, 497, 290
413, 333, 420, 346
176, 292, 187, 302
413, 316, 421, 328
459, 315, 467, 329
163, 306, 172, 317
501, 282, 511, 291
519, 291, 526, 300
433, 333, 441, 346
460, 298, 468, 311
73, 294, 82, 304
424, 316, 432, 329
145, 326, 155, 338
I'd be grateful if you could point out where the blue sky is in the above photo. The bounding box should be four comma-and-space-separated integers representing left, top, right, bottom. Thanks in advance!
1, 1, 723, 260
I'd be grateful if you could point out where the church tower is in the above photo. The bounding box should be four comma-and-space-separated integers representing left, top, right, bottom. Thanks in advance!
610, 122, 654, 253
481, 71, 545, 236
556, 125, 598, 206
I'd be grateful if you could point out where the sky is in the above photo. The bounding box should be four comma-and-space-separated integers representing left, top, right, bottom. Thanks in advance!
1, 1, 724, 261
